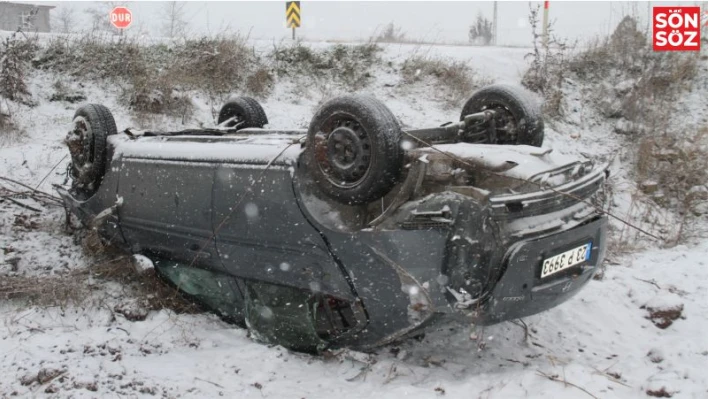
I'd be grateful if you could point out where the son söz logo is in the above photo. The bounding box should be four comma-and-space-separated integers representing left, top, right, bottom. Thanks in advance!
653, 7, 701, 51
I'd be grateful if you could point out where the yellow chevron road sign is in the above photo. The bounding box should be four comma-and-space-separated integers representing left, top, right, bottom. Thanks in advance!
286, 1, 301, 28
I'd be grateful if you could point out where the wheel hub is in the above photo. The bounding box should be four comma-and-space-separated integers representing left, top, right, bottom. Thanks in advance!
315, 119, 372, 187
489, 105, 517, 144
66, 116, 94, 183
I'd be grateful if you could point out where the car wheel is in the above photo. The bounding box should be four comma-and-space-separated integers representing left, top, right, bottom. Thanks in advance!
460, 84, 544, 147
67, 104, 117, 193
306, 95, 404, 205
218, 96, 268, 129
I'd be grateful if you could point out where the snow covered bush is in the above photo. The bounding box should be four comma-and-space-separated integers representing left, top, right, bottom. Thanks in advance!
0, 32, 38, 103
31, 34, 383, 117
170, 35, 257, 98
128, 75, 193, 120
34, 33, 149, 82
401, 55, 491, 108
636, 128, 708, 242
568, 17, 703, 228
527, 15, 700, 126
524, 14, 704, 244
569, 17, 698, 126
34, 33, 265, 118
270, 41, 381, 91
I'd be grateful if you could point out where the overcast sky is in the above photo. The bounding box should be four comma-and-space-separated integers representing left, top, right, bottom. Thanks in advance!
33, 1, 706, 46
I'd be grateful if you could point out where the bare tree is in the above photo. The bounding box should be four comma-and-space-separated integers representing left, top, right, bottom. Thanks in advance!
53, 6, 76, 33
162, 1, 189, 39
468, 12, 493, 46
84, 2, 121, 33
376, 22, 406, 43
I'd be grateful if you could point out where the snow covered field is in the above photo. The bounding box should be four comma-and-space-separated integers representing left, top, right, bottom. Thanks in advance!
1, 40, 706, 398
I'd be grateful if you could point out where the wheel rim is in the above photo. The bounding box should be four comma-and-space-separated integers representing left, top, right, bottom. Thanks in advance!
67, 116, 94, 180
312, 113, 373, 189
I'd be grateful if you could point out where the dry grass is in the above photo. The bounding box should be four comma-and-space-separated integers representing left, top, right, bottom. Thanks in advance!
604, 126, 708, 248
128, 74, 194, 119
636, 127, 708, 214
523, 15, 705, 245
400, 55, 491, 108
0, 107, 12, 136
35, 33, 150, 82
0, 113, 7, 132
245, 66, 275, 98
0, 273, 85, 307
33, 34, 382, 117
574, 20, 702, 237
524, 15, 700, 122
33, 33, 262, 119
569, 18, 699, 125
270, 41, 381, 91
1, 230, 199, 315
0, 102, 24, 142
169, 35, 256, 99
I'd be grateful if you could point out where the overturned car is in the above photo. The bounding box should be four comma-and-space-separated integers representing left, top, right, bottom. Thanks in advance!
59, 84, 608, 353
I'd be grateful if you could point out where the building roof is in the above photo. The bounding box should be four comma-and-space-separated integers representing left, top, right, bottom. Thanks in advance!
0, 2, 56, 9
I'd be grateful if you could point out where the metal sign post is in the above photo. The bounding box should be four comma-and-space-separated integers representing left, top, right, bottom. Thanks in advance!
286, 1, 300, 40
492, 1, 498, 45
542, 1, 549, 49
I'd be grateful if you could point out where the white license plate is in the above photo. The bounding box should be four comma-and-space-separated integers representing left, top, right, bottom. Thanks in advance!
541, 243, 592, 278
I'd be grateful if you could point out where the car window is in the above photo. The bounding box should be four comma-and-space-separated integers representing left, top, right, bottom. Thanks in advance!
155, 260, 245, 321
243, 281, 327, 353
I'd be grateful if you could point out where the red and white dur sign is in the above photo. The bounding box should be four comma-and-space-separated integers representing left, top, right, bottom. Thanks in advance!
110, 7, 133, 30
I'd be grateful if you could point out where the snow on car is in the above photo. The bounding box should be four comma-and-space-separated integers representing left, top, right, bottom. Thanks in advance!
58, 84, 609, 352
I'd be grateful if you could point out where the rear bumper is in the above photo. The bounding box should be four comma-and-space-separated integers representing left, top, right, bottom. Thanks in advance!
475, 215, 607, 325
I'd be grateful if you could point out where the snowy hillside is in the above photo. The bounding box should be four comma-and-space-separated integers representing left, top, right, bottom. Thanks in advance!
1, 35, 707, 399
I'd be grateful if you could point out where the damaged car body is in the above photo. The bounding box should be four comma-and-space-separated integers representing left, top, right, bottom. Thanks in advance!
58, 84, 608, 353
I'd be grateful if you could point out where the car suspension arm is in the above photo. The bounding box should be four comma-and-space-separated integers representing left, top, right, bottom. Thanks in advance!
403, 110, 496, 144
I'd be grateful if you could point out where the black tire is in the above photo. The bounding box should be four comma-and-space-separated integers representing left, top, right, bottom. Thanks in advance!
217, 96, 268, 129
460, 84, 544, 147
242, 97, 268, 127
306, 95, 404, 205
68, 104, 117, 193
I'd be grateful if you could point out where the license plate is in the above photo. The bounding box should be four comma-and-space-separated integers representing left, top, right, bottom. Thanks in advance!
541, 243, 592, 278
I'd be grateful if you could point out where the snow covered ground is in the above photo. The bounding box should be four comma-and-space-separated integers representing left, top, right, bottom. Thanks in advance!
1, 41, 706, 398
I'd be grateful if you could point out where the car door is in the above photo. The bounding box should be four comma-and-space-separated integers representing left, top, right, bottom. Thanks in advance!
213, 162, 353, 297
117, 157, 221, 267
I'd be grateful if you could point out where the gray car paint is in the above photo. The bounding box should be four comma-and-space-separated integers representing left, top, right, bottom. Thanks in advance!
58, 129, 609, 352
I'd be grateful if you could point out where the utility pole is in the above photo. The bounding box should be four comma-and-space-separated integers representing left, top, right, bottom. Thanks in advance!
492, 1, 498, 45
542, 0, 549, 49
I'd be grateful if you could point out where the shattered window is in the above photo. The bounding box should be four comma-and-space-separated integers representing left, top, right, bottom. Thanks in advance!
154, 260, 245, 322
243, 281, 327, 353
